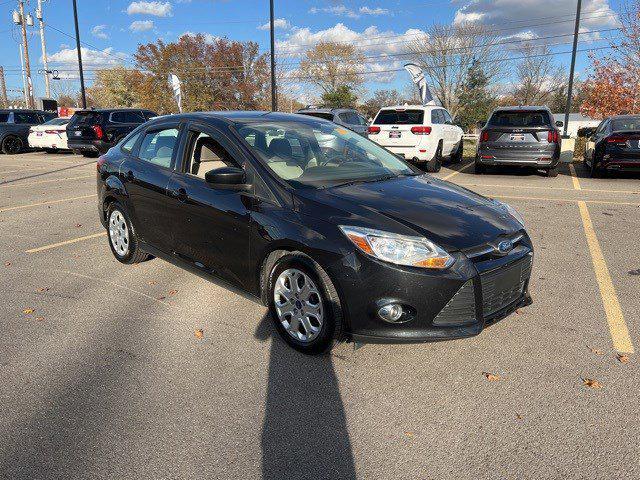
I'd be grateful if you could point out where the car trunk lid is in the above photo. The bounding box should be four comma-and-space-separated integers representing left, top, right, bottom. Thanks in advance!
67, 111, 104, 140
371, 109, 426, 147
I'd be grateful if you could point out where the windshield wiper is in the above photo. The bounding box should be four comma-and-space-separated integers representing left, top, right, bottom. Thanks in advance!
331, 174, 398, 188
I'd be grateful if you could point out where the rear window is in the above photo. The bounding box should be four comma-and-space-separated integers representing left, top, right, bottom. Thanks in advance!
298, 112, 334, 121
374, 109, 424, 125
611, 117, 640, 132
70, 112, 103, 126
43, 118, 68, 126
0, 113, 9, 123
488, 110, 551, 127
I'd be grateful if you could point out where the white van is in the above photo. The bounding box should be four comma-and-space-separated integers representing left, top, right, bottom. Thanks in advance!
368, 105, 463, 172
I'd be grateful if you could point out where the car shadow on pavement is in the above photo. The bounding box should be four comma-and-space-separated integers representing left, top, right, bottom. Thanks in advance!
0, 161, 95, 186
254, 313, 357, 480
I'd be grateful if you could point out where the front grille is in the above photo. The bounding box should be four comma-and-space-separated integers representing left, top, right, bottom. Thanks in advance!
480, 255, 532, 317
433, 280, 476, 326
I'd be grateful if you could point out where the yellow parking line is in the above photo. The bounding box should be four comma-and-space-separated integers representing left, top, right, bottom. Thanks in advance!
0, 175, 93, 188
578, 201, 634, 353
569, 164, 582, 190
25, 232, 106, 253
442, 161, 474, 181
0, 194, 96, 213
493, 194, 640, 207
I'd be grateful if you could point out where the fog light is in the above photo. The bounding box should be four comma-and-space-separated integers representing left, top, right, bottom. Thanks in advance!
378, 303, 403, 323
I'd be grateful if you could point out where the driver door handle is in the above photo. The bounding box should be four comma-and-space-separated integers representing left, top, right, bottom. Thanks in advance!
171, 187, 189, 202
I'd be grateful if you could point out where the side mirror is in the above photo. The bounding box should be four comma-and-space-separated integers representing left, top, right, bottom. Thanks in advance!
577, 127, 595, 138
555, 120, 564, 128
205, 166, 247, 188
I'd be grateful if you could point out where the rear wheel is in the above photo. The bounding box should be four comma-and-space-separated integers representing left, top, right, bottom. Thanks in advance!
589, 151, 603, 178
474, 160, 486, 174
44, 148, 58, 154
268, 253, 343, 355
546, 166, 559, 177
106, 203, 150, 264
82, 151, 99, 158
2, 136, 23, 155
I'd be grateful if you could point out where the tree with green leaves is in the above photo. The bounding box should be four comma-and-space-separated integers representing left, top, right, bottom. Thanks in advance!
455, 60, 496, 132
321, 85, 358, 108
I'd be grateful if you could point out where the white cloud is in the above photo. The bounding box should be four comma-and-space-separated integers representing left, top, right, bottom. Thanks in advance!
276, 23, 427, 84
359, 6, 389, 16
453, 0, 619, 40
180, 31, 219, 44
129, 20, 155, 32
47, 47, 128, 77
91, 24, 109, 39
126, 1, 173, 17
258, 18, 291, 30
309, 5, 360, 19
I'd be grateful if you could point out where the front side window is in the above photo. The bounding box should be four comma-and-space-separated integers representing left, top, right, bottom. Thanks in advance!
184, 131, 238, 180
14, 112, 40, 124
138, 128, 179, 168
237, 121, 416, 189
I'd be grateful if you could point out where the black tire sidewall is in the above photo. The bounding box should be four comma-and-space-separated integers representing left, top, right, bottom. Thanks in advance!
267, 255, 339, 355
106, 203, 138, 264
2, 136, 23, 154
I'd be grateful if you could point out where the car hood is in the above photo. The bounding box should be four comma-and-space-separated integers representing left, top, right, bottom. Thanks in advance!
294, 174, 523, 251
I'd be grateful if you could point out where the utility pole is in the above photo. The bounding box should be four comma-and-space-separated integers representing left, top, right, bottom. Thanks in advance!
36, 0, 50, 98
563, 0, 582, 138
269, 0, 277, 111
0, 67, 7, 107
72, 0, 86, 108
17, 0, 34, 108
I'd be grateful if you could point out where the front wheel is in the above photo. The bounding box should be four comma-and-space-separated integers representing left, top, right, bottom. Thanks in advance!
106, 203, 150, 264
268, 253, 343, 355
2, 136, 23, 155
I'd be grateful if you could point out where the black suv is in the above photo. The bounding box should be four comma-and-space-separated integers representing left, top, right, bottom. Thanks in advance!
0, 109, 56, 154
476, 106, 562, 177
67, 108, 156, 157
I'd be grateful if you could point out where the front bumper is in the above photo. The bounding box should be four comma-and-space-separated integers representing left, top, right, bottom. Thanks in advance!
328, 235, 533, 343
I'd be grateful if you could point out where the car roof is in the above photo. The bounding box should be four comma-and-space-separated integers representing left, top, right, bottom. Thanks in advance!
297, 108, 359, 114
492, 106, 551, 112
0, 109, 48, 113
146, 111, 336, 127
379, 104, 442, 111
609, 114, 640, 119
74, 108, 153, 113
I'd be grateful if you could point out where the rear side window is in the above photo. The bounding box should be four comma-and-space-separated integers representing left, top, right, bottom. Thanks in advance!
0, 113, 9, 122
431, 110, 445, 124
121, 131, 142, 153
374, 109, 424, 125
70, 112, 103, 126
14, 112, 40, 124
138, 128, 179, 168
488, 111, 551, 127
111, 111, 146, 123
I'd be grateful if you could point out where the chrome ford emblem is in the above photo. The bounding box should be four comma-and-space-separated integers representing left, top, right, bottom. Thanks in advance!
497, 240, 513, 254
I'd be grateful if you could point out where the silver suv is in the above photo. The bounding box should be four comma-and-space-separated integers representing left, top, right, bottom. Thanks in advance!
476, 106, 562, 177
296, 107, 369, 137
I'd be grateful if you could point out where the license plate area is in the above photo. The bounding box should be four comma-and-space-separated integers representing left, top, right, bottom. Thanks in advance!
389, 131, 401, 139
509, 134, 525, 141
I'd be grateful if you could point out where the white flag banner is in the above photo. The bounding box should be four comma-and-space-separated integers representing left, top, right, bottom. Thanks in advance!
403, 63, 438, 106
168, 74, 183, 113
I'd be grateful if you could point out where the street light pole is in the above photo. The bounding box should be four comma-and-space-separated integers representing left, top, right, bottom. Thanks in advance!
563, 0, 582, 138
72, 0, 86, 108
18, 0, 34, 108
36, 0, 50, 98
269, 0, 277, 111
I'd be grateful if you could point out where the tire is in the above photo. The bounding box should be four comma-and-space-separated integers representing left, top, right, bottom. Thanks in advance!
474, 160, 486, 174
589, 152, 603, 178
82, 151, 99, 158
546, 166, 559, 177
267, 252, 343, 355
450, 140, 463, 164
1, 136, 23, 155
44, 148, 58, 154
425, 143, 443, 173
106, 202, 150, 264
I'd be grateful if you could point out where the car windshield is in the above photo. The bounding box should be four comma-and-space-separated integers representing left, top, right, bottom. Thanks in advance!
374, 109, 424, 125
237, 120, 417, 189
488, 110, 551, 127
611, 117, 640, 131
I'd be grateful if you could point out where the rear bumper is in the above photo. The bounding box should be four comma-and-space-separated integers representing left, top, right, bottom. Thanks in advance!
477, 145, 559, 168
602, 154, 640, 171
27, 134, 69, 150
382, 144, 437, 162
68, 139, 112, 154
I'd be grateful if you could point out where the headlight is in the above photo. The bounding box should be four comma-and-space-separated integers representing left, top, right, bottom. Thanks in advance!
339, 226, 454, 269
492, 199, 525, 227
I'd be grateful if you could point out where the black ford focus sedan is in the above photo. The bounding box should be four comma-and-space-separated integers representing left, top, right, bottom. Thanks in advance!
97, 112, 533, 354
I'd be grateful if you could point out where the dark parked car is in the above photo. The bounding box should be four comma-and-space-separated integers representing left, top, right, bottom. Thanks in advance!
580, 115, 640, 177
296, 107, 369, 136
67, 108, 156, 157
0, 109, 56, 154
97, 111, 532, 354
476, 106, 562, 177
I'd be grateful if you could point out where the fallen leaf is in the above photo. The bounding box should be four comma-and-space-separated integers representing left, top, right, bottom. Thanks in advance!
22, 308, 35, 314
148, 280, 157, 285
404, 431, 414, 437
616, 354, 630, 364
168, 289, 178, 296
515, 414, 523, 420
582, 378, 603, 389
74, 223, 82, 227
482, 371, 500, 381
4, 261, 11, 267
35, 316, 45, 322
588, 346, 604, 355
515, 308, 522, 315
156, 296, 166, 301
194, 329, 204, 339
36, 287, 50, 293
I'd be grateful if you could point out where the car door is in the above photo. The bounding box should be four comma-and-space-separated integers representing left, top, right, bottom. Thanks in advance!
165, 121, 252, 287
120, 122, 183, 253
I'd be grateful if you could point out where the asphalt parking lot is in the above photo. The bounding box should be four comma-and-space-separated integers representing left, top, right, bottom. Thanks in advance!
1, 151, 639, 479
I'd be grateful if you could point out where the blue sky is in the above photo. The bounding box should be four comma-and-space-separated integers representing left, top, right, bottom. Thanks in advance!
0, 0, 625, 102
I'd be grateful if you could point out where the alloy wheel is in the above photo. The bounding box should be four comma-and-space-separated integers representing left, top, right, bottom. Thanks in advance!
273, 268, 324, 343
109, 210, 130, 257
3, 137, 22, 154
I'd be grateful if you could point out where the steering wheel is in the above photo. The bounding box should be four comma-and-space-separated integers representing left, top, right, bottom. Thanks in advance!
318, 147, 346, 167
